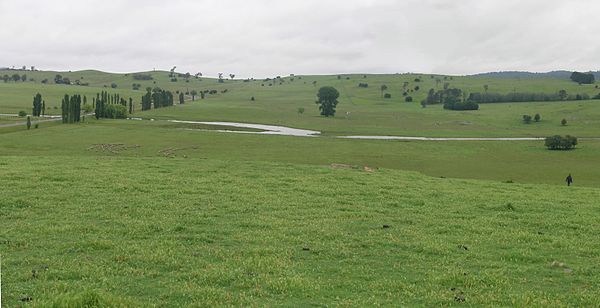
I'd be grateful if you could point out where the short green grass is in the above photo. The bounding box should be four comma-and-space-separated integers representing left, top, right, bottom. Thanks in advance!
0, 120, 598, 187
2, 69, 600, 306
2, 156, 600, 306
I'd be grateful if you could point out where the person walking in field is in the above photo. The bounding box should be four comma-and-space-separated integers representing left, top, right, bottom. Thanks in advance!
566, 174, 573, 186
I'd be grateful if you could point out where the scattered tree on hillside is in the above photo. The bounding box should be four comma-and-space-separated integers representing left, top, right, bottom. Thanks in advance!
316, 86, 340, 117
380, 85, 388, 97
190, 90, 198, 101
534, 114, 541, 122
179, 92, 185, 104
26, 116, 31, 130
561, 118, 568, 126
522, 115, 533, 124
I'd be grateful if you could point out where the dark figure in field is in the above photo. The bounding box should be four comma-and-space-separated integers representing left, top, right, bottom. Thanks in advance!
566, 174, 573, 186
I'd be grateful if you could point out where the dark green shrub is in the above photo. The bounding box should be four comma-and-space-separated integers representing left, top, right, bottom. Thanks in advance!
545, 135, 578, 150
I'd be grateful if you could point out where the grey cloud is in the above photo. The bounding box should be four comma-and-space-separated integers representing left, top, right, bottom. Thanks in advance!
1, 0, 599, 77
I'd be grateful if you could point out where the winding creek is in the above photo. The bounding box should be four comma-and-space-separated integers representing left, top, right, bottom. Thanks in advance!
168, 120, 549, 141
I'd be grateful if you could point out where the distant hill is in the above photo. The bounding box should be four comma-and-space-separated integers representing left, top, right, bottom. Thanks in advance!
471, 70, 600, 80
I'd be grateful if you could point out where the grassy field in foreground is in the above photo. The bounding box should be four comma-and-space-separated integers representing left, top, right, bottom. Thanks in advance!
1, 156, 600, 306
1, 119, 599, 187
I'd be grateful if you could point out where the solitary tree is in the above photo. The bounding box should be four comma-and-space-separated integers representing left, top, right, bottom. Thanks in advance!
190, 90, 198, 101
316, 86, 340, 117
534, 114, 541, 122
380, 85, 388, 97
32, 93, 43, 116
26, 116, 31, 130
558, 90, 568, 100
523, 115, 532, 124
561, 118, 568, 126
229, 74, 235, 80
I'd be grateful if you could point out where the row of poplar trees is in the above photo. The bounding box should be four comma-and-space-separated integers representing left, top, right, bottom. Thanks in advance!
61, 94, 82, 123
93, 91, 134, 119
141, 88, 174, 111
32, 93, 45, 117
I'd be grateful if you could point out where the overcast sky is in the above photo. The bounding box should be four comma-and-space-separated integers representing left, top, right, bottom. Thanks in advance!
1, 0, 599, 77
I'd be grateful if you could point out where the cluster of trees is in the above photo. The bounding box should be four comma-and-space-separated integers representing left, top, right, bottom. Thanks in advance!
423, 88, 463, 105
2, 74, 27, 82
570, 72, 595, 84
522, 114, 541, 124
358, 83, 369, 88
421, 88, 479, 110
443, 101, 479, 111
545, 135, 578, 150
132, 83, 142, 90
32, 93, 45, 117
132, 73, 153, 80
94, 91, 129, 119
467, 91, 592, 103
54, 75, 71, 85
316, 86, 340, 117
61, 94, 82, 123
141, 87, 174, 111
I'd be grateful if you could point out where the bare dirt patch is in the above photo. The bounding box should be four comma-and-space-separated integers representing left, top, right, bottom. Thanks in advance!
87, 144, 140, 154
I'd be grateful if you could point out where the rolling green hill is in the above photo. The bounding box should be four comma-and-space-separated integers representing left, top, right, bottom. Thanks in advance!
2, 68, 600, 137
1, 68, 599, 306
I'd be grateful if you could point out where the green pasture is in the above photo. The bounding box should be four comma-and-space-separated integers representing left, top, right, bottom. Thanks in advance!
1, 155, 599, 306
1, 69, 600, 306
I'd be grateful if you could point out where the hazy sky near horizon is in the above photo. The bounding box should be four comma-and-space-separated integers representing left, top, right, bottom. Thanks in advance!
1, 0, 599, 77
